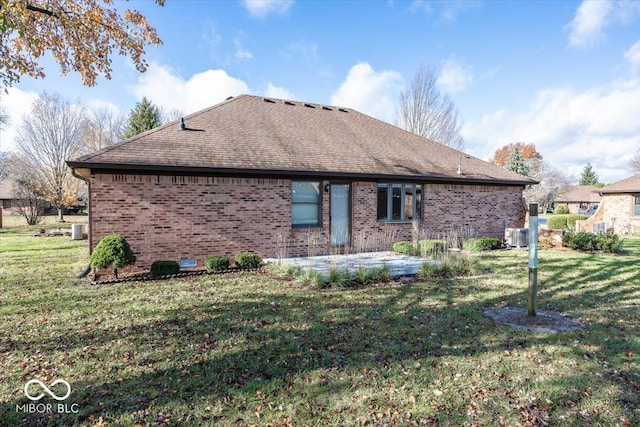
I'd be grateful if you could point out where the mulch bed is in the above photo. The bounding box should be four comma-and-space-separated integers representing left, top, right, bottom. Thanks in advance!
483, 306, 588, 333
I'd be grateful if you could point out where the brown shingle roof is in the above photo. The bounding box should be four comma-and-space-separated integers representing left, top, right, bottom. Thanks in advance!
68, 94, 536, 185
556, 185, 601, 203
599, 174, 640, 194
0, 179, 16, 200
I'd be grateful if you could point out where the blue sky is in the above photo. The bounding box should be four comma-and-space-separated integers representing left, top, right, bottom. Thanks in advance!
1, 0, 639, 183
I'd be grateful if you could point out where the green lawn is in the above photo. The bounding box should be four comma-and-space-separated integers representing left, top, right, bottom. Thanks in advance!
0, 225, 638, 426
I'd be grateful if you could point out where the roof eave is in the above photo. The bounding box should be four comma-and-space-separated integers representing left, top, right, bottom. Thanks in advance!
66, 161, 536, 187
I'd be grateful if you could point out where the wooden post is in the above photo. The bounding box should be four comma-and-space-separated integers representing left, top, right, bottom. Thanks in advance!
0, 206, 3, 228
528, 203, 539, 317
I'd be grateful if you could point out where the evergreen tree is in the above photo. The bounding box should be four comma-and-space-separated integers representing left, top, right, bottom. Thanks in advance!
122, 97, 161, 138
504, 145, 531, 176
578, 163, 599, 185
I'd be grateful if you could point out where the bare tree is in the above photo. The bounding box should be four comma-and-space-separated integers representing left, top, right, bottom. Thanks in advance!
0, 104, 8, 179
83, 108, 126, 153
395, 66, 465, 150
524, 162, 572, 213
630, 144, 640, 174
8, 155, 47, 225
16, 92, 88, 222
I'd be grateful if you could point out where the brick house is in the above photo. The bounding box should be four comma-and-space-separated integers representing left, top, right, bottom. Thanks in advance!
67, 95, 536, 270
554, 185, 601, 214
577, 174, 640, 234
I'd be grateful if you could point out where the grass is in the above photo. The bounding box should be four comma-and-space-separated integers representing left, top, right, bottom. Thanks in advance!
0, 224, 638, 426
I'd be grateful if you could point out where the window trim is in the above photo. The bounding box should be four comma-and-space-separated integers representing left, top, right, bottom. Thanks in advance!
291, 180, 323, 228
634, 195, 640, 216
377, 183, 422, 222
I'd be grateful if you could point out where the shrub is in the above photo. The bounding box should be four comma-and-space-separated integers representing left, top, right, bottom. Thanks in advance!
150, 260, 180, 277
205, 255, 230, 273
90, 234, 136, 279
554, 204, 570, 214
419, 239, 447, 256
547, 214, 590, 230
563, 230, 623, 253
234, 252, 262, 269
392, 241, 414, 255
463, 237, 502, 252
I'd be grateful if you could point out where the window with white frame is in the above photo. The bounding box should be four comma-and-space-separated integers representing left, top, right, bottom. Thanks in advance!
291, 181, 321, 227
634, 195, 640, 216
377, 183, 422, 221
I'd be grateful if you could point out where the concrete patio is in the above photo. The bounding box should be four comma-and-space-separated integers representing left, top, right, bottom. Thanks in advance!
265, 251, 439, 277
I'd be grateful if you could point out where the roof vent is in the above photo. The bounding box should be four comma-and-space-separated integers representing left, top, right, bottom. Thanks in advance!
225, 96, 234, 100
338, 108, 348, 113
179, 117, 186, 131
263, 98, 276, 103
304, 103, 315, 108
284, 101, 296, 106
322, 106, 333, 111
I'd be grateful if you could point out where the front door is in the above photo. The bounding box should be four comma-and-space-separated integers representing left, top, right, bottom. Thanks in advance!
330, 183, 351, 246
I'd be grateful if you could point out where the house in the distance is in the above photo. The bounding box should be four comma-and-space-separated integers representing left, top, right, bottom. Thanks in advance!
554, 185, 601, 214
0, 179, 19, 215
67, 95, 536, 271
577, 174, 640, 234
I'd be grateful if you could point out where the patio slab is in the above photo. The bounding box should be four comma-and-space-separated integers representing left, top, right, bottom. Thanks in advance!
265, 251, 438, 277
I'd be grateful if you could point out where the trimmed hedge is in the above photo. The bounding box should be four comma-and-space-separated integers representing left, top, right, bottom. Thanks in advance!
90, 234, 136, 278
563, 231, 623, 253
235, 252, 262, 269
420, 240, 447, 256
150, 260, 180, 277
392, 241, 415, 255
205, 255, 230, 273
547, 214, 590, 230
463, 237, 502, 252
554, 204, 570, 214
393, 240, 448, 256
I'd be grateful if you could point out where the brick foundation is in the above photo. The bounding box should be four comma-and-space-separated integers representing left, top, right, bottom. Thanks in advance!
88, 174, 526, 271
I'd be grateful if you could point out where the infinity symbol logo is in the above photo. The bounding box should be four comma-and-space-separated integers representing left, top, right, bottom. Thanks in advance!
24, 379, 71, 401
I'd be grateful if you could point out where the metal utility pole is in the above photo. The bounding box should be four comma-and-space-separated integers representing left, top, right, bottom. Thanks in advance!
528, 203, 539, 317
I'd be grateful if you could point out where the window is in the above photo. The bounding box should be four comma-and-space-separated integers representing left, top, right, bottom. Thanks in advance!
292, 181, 321, 227
377, 183, 422, 221
634, 196, 640, 216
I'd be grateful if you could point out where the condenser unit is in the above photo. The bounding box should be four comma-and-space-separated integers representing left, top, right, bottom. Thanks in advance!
505, 228, 528, 248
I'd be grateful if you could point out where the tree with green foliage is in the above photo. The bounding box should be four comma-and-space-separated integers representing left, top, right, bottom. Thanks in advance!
90, 234, 137, 279
122, 97, 162, 139
504, 144, 531, 176
579, 163, 599, 185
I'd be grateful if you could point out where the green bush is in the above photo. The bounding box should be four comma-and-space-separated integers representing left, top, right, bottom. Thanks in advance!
90, 234, 136, 278
392, 241, 414, 255
563, 230, 623, 253
234, 252, 262, 269
547, 214, 590, 230
205, 255, 230, 273
419, 239, 447, 256
463, 237, 502, 252
150, 260, 180, 277
554, 204, 570, 214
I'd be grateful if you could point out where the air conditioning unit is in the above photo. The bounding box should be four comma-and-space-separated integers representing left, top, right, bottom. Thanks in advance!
505, 227, 528, 248
593, 222, 607, 233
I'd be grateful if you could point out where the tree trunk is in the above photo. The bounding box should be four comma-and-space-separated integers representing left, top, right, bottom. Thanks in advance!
57, 204, 64, 222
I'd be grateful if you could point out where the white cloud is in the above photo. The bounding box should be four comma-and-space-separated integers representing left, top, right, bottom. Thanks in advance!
566, 0, 640, 49
625, 39, 640, 73
0, 87, 39, 152
566, 0, 613, 47
263, 83, 295, 100
233, 39, 254, 61
330, 62, 403, 123
243, 0, 293, 18
130, 64, 250, 116
437, 58, 474, 94
462, 77, 640, 183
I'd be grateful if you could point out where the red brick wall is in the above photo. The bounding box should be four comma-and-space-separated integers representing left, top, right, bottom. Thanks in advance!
89, 174, 526, 271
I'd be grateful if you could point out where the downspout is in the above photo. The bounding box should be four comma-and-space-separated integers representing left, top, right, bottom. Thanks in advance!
71, 167, 92, 278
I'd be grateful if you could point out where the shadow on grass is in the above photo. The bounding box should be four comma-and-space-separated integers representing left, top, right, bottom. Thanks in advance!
2, 241, 639, 426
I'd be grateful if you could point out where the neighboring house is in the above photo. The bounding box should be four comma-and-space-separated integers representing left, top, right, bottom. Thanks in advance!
0, 179, 19, 215
555, 185, 601, 214
577, 174, 640, 234
67, 95, 536, 271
